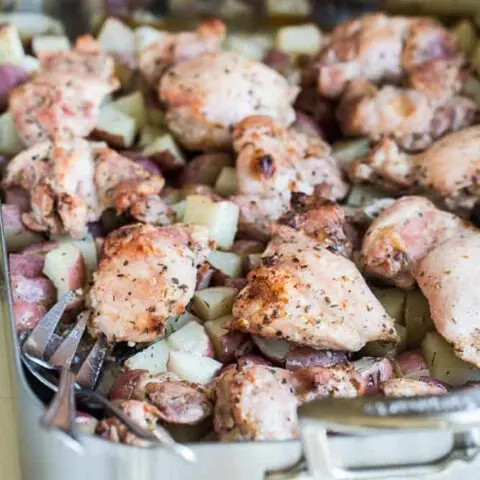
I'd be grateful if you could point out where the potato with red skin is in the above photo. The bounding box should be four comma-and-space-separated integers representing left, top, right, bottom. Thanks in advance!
0, 64, 29, 110
9, 253, 45, 278
354, 357, 394, 395
285, 347, 348, 371
4, 187, 30, 213
108, 369, 148, 401
2, 204, 43, 252
180, 153, 231, 186
204, 315, 248, 363
13, 301, 46, 331
394, 350, 430, 379
11, 275, 56, 307
21, 241, 59, 256
120, 151, 162, 176
75, 412, 99, 434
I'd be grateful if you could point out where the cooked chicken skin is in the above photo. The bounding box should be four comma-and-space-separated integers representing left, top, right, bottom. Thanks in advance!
9, 73, 118, 146
315, 13, 463, 100
139, 19, 226, 86
87, 223, 213, 343
213, 365, 299, 441
361, 196, 471, 288
231, 115, 348, 239
416, 231, 480, 367
94, 147, 165, 216
38, 34, 116, 81
381, 378, 447, 397
3, 139, 98, 238
3, 142, 165, 238
337, 81, 476, 152
232, 240, 396, 351
159, 52, 298, 151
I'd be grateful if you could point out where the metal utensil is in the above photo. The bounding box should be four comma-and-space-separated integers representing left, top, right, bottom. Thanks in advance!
21, 291, 196, 463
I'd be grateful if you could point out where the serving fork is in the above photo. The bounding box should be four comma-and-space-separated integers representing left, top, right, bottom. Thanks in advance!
21, 290, 196, 462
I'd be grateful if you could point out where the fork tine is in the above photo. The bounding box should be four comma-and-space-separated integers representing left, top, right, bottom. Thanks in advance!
76, 334, 107, 389
48, 311, 88, 368
23, 291, 77, 359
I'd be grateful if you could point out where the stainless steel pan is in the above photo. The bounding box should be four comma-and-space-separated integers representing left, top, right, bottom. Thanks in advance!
3, 1, 480, 478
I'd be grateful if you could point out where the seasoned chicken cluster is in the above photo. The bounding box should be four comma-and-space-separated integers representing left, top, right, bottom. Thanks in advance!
308, 13, 475, 149
231, 196, 396, 351
159, 52, 298, 151
139, 19, 226, 86
3, 141, 165, 237
232, 115, 348, 239
87, 223, 213, 343
350, 126, 480, 212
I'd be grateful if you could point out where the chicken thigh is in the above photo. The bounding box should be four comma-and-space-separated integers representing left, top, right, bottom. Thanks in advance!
159, 52, 298, 151
139, 19, 226, 86
87, 223, 213, 343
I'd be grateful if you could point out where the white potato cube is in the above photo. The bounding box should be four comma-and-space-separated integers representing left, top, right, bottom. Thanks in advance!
346, 184, 386, 207
167, 350, 222, 384
333, 138, 371, 166
363, 323, 407, 357
147, 106, 166, 127
214, 166, 238, 197
94, 105, 136, 149
167, 321, 213, 357
192, 286, 238, 321
21, 55, 40, 74
225, 33, 273, 61
266, 0, 310, 17
170, 200, 186, 222
422, 332, 480, 386
166, 311, 200, 336
97, 17, 135, 58
124, 339, 169, 373
184, 195, 239, 249
405, 289, 434, 348
0, 13, 63, 39
134, 25, 167, 54
0, 24, 24, 65
0, 112, 24, 155
275, 24, 322, 55
371, 288, 406, 324
139, 124, 165, 147
207, 250, 242, 278
57, 234, 98, 280
32, 35, 70, 55
142, 133, 186, 170
111, 91, 147, 130
43, 243, 86, 297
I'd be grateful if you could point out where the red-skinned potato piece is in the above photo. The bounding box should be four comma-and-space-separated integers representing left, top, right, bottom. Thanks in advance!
263, 49, 292, 75
21, 241, 59, 256
9, 253, 45, 278
285, 347, 348, 371
121, 151, 163, 176
204, 315, 248, 363
418, 376, 450, 392
108, 369, 148, 401
251, 335, 292, 366
11, 275, 56, 307
13, 301, 46, 331
394, 350, 430, 380
211, 270, 248, 290
4, 187, 30, 213
180, 153, 231, 186
0, 64, 29, 109
88, 222, 104, 239
2, 204, 43, 252
292, 111, 323, 138
354, 357, 394, 396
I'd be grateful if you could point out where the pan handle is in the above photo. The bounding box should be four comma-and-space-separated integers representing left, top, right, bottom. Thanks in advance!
267, 389, 480, 479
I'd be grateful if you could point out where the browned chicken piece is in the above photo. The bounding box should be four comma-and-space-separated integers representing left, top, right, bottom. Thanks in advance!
213, 364, 299, 441
159, 53, 298, 151
292, 364, 364, 403
94, 147, 165, 216
416, 231, 480, 367
3, 139, 99, 238
231, 115, 348, 239
361, 196, 471, 288
270, 192, 354, 258
9, 73, 119, 146
314, 13, 463, 100
87, 223, 213, 343
231, 240, 396, 351
139, 19, 226, 86
128, 194, 175, 226
350, 126, 480, 211
38, 34, 116, 80
96, 400, 161, 447
109, 369, 212, 424
337, 81, 476, 152
381, 378, 447, 397
3, 143, 165, 238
